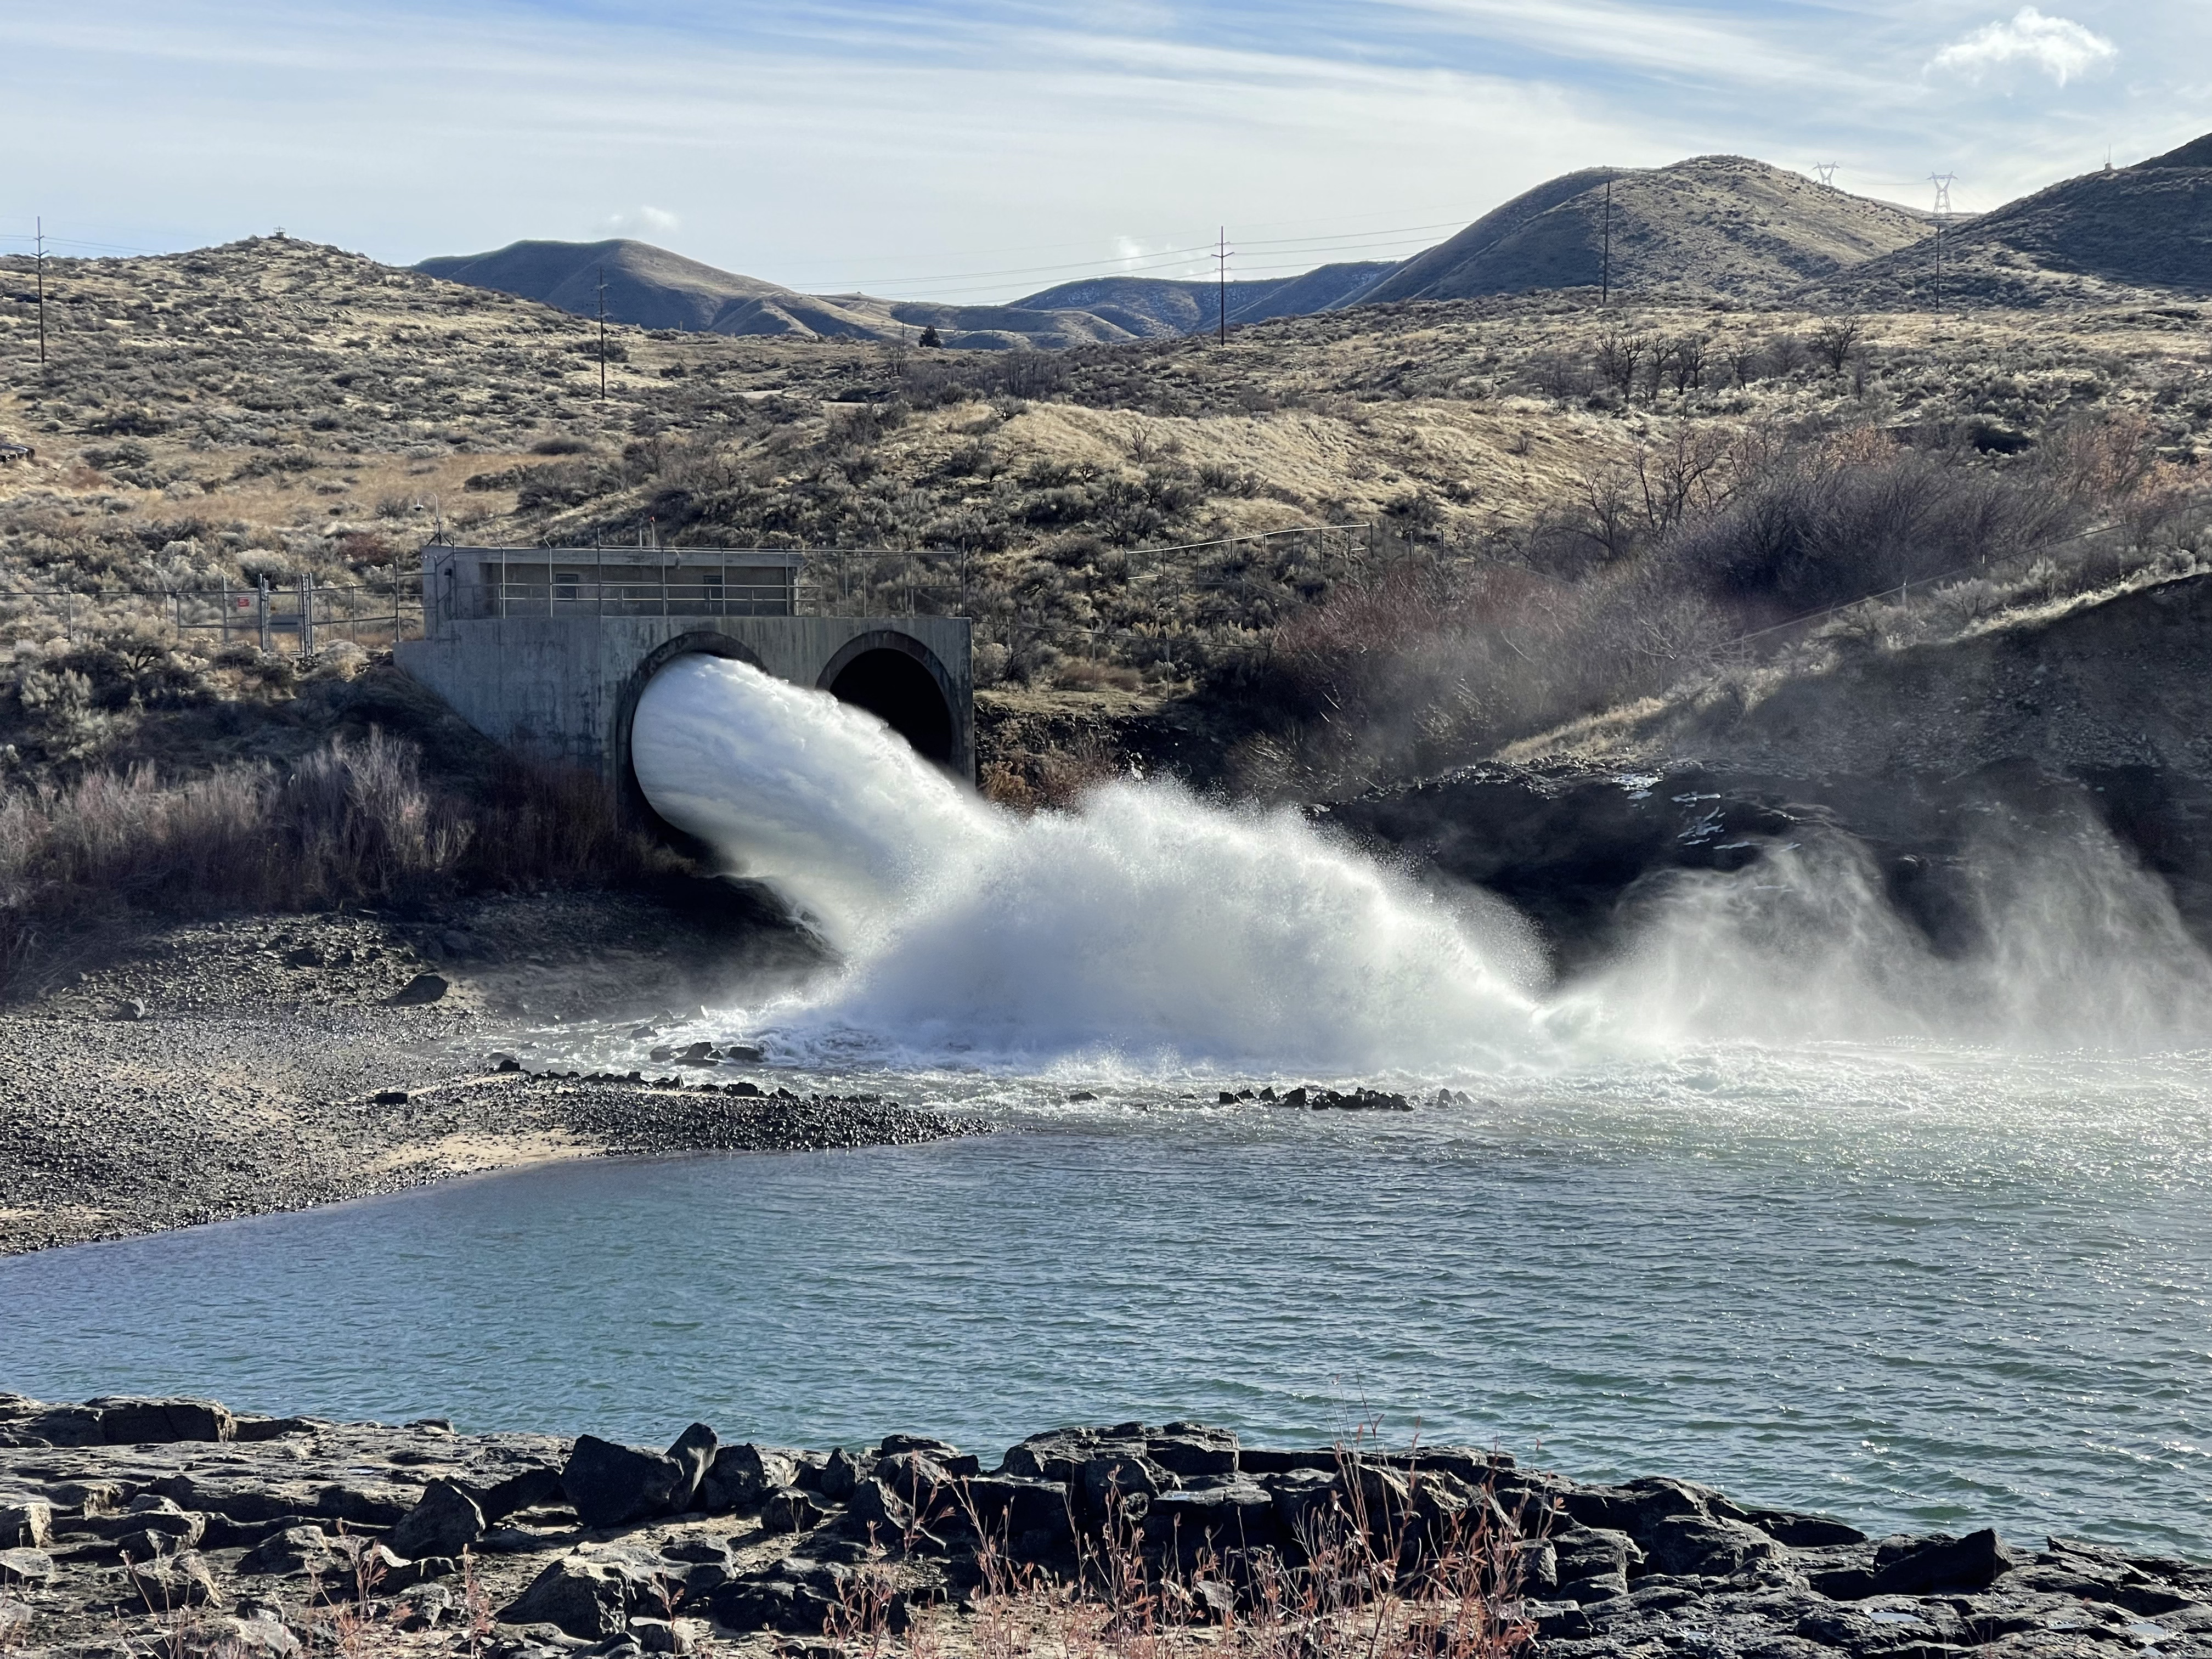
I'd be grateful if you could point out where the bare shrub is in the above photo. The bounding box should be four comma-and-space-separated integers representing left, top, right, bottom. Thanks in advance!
1650, 440, 2077, 615
823, 1436, 1537, 1659
0, 732, 670, 995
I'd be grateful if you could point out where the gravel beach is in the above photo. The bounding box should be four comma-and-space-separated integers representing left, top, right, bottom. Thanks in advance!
0, 891, 968, 1256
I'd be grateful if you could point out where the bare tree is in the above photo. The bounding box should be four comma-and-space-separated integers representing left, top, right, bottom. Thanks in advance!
1594, 329, 1648, 399
1660, 334, 1709, 394
1812, 314, 1866, 375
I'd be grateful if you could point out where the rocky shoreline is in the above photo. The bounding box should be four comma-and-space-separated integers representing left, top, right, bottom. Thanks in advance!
0, 898, 977, 1257
2, 1395, 2205, 1659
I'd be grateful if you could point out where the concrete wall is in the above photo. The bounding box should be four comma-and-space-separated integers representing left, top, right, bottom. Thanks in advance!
395, 612, 975, 784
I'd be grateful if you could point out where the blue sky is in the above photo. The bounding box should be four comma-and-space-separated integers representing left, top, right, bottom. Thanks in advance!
3, 0, 2205, 300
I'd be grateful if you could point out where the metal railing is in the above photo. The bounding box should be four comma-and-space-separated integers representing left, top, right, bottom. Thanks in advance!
4, 575, 424, 652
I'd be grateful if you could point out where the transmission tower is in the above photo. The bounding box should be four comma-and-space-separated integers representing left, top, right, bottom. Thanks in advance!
1928, 173, 1956, 312
1814, 163, 1839, 189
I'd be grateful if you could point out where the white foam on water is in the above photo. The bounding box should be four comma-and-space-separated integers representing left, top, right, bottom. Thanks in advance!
632, 654, 2212, 1071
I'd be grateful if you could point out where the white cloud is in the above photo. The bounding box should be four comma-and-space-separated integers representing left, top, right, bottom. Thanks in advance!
608, 206, 681, 233
1930, 7, 2117, 87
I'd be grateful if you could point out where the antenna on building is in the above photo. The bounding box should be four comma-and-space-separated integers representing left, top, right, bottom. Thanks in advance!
1213, 227, 1233, 344
1814, 162, 1839, 188
596, 266, 609, 402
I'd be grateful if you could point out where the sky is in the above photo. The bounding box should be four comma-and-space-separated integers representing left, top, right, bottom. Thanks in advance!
2, 0, 2207, 303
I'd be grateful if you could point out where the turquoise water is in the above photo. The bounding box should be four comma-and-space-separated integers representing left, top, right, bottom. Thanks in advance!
6, 1046, 2209, 1556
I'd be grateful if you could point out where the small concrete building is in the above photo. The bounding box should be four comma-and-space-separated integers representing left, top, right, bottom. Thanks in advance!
395, 545, 974, 812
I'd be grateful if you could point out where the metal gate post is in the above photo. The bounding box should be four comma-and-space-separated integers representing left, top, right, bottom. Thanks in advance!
258, 577, 270, 651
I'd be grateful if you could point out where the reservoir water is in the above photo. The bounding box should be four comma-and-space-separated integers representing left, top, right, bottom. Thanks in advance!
7, 656, 2210, 1559
5, 1048, 2209, 1555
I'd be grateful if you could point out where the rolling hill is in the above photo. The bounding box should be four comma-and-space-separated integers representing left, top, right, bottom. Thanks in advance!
415, 239, 1140, 349
1012, 263, 1397, 337
1358, 155, 1931, 304
1812, 132, 2212, 309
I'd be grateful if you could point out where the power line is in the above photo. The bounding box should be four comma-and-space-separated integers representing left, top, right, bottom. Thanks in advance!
1214, 227, 1233, 345
862, 233, 1448, 302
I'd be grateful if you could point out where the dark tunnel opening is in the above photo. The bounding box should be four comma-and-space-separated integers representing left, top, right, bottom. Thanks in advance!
827, 647, 956, 765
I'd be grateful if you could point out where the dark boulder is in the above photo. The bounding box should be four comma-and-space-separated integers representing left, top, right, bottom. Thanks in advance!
561, 1435, 689, 1531
966, 1476, 1075, 1562
999, 1427, 1138, 1483
1074, 1449, 1173, 1525
122, 1550, 219, 1607
498, 1555, 637, 1639
1748, 1507, 1867, 1547
238, 1526, 340, 1578
473, 1464, 564, 1522
1145, 1425, 1240, 1480
387, 1480, 486, 1560
1643, 1513, 1782, 1578
664, 1422, 719, 1511
1143, 1481, 1280, 1560
759, 1487, 830, 1534
698, 1444, 795, 1514
1238, 1447, 1340, 1476
1553, 1524, 1643, 1587
811, 1448, 866, 1501
89, 1397, 235, 1446
388, 973, 449, 1006
710, 1558, 843, 1634
1871, 1529, 2018, 1595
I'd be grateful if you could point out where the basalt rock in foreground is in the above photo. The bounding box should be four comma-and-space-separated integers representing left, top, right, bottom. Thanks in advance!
2, 1394, 2207, 1657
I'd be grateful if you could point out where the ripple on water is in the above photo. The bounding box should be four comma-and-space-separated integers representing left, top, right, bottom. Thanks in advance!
4, 1042, 2210, 1555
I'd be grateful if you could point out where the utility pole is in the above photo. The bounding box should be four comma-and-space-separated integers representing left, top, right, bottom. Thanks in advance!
1600, 176, 1613, 306
1214, 226, 1232, 345
1814, 163, 1839, 189
34, 216, 47, 366
596, 265, 608, 402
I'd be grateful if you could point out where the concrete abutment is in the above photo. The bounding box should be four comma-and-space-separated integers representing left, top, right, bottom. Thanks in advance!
393, 546, 975, 805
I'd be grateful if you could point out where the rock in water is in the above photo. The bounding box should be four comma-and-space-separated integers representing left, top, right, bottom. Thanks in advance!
387, 1479, 485, 1559
387, 973, 449, 1006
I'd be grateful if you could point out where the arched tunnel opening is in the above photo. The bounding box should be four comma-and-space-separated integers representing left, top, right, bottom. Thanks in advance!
823, 647, 956, 766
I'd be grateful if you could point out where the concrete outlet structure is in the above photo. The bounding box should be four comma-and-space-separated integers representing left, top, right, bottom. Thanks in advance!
394, 546, 975, 809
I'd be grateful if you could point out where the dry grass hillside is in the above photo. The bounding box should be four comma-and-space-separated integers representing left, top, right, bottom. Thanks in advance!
1, 231, 2209, 816
1815, 139, 2212, 311
1361, 156, 1931, 304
